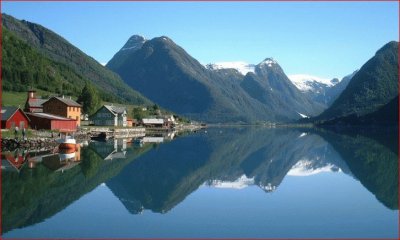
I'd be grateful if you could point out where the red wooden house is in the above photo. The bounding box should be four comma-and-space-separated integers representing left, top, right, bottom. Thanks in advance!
1, 106, 30, 129
26, 112, 77, 131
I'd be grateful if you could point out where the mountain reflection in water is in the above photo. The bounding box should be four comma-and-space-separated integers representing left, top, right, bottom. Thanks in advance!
2, 127, 398, 237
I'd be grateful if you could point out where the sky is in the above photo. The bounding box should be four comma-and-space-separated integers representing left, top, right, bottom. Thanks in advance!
2, 1, 398, 79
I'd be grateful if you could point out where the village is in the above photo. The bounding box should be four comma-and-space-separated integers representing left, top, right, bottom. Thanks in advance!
1, 90, 204, 150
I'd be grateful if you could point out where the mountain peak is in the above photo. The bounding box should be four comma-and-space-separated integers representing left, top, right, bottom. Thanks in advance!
375, 41, 398, 55
128, 34, 146, 41
120, 35, 146, 51
106, 34, 147, 69
259, 58, 278, 67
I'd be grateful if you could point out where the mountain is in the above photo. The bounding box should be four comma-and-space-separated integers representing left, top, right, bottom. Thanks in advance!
106, 35, 146, 70
239, 58, 325, 120
316, 41, 398, 121
325, 71, 357, 106
2, 28, 82, 96
206, 62, 357, 111
288, 72, 357, 107
318, 95, 399, 126
288, 74, 338, 92
2, 14, 151, 105
108, 36, 324, 123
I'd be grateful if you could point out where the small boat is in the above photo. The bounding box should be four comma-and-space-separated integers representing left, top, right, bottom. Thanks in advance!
56, 131, 77, 150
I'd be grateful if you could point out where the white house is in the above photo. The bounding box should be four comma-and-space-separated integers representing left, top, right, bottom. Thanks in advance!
90, 105, 127, 127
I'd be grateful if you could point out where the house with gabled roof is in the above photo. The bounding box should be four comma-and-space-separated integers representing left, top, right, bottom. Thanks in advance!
1, 106, 30, 129
90, 105, 127, 127
42, 96, 82, 126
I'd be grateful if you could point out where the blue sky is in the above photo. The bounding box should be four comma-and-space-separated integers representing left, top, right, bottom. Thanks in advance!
2, 1, 398, 79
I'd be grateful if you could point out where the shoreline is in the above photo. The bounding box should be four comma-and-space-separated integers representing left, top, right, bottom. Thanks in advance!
1, 123, 205, 152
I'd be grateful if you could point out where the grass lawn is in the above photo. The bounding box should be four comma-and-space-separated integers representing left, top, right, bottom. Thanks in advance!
2, 91, 27, 108
2, 90, 57, 108
1, 129, 35, 138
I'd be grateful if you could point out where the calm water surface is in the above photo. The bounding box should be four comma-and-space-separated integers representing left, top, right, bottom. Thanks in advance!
2, 127, 398, 238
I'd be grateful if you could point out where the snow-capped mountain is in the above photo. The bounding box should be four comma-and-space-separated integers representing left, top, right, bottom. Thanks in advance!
106, 35, 147, 70
205, 58, 356, 109
258, 58, 278, 68
205, 61, 255, 75
205, 59, 279, 76
120, 35, 146, 52
288, 74, 338, 92
288, 72, 357, 107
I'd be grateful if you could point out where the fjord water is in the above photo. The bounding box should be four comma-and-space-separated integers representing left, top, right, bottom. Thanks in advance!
2, 127, 398, 238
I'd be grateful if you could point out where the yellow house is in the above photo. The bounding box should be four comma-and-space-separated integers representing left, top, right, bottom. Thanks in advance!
43, 97, 82, 126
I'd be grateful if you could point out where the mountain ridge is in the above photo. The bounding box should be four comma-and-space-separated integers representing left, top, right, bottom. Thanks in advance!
2, 14, 152, 106
108, 35, 324, 123
315, 41, 398, 121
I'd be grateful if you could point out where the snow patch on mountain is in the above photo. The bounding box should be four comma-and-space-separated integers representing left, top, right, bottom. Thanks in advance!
288, 74, 337, 92
205, 61, 255, 75
287, 159, 341, 176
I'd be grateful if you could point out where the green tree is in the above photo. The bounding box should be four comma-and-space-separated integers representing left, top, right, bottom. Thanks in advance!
77, 83, 101, 115
132, 107, 144, 121
152, 104, 159, 111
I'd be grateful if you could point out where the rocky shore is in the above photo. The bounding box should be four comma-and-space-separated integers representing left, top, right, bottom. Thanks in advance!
1, 138, 59, 151
1, 131, 91, 152
1, 124, 205, 152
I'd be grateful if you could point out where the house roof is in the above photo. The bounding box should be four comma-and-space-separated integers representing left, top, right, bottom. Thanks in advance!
142, 118, 164, 124
26, 112, 76, 121
90, 105, 127, 119
1, 106, 30, 121
27, 98, 47, 108
44, 97, 81, 107
104, 105, 127, 115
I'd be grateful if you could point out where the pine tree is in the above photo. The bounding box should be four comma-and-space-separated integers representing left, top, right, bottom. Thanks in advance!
77, 83, 101, 115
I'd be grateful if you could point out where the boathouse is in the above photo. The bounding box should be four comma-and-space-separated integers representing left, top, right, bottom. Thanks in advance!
1, 106, 30, 129
26, 112, 77, 131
